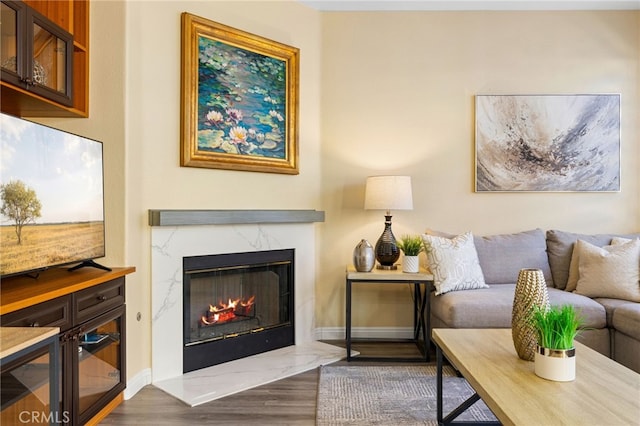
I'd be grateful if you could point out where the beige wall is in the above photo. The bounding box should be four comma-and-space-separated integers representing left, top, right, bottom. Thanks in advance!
317, 11, 640, 330
35, 4, 640, 383
37, 0, 126, 270
124, 1, 322, 379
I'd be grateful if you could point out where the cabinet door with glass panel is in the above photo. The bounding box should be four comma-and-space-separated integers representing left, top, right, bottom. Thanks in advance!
1, 342, 60, 426
1, 0, 73, 106
72, 305, 126, 425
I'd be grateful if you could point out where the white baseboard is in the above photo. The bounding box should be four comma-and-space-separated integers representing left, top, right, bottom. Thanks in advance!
124, 368, 152, 400
314, 326, 415, 341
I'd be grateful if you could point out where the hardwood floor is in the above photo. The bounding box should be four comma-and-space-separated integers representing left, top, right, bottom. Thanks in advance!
100, 341, 430, 425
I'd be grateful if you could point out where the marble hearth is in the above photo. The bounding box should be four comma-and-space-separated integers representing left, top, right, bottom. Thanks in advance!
149, 210, 344, 406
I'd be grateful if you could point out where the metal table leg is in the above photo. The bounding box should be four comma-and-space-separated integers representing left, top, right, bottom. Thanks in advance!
437, 343, 444, 424
413, 283, 430, 362
346, 278, 352, 361
436, 340, 498, 425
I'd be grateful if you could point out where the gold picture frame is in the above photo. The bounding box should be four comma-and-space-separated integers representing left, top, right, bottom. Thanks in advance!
181, 13, 300, 174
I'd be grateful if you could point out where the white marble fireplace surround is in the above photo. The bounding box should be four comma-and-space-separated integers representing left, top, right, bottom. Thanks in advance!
149, 210, 344, 406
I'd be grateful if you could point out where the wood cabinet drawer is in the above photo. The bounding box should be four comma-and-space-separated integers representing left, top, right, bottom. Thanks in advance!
1, 294, 72, 331
74, 278, 125, 324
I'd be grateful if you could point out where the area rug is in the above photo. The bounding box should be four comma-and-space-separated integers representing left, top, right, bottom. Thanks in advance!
316, 365, 498, 425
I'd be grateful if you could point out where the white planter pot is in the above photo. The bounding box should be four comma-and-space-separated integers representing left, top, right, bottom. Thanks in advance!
402, 256, 420, 273
534, 346, 576, 382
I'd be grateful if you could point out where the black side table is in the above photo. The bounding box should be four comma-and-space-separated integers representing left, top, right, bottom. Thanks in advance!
345, 265, 434, 362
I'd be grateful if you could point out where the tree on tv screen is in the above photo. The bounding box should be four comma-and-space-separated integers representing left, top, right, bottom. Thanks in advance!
0, 180, 42, 245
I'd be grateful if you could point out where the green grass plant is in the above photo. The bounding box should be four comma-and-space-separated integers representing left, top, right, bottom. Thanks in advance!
397, 235, 424, 256
530, 304, 583, 350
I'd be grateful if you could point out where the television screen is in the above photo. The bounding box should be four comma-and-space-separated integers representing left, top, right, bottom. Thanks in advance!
0, 113, 106, 277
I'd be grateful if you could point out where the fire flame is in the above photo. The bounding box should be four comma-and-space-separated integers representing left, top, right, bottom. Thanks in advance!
209, 298, 240, 312
241, 295, 255, 307
200, 296, 255, 325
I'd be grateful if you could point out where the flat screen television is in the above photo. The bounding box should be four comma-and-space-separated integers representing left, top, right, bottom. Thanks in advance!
0, 112, 108, 278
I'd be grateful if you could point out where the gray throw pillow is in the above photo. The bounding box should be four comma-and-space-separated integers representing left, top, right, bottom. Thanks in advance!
473, 229, 552, 285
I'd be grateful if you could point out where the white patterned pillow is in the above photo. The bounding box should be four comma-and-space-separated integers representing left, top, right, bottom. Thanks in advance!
422, 232, 488, 295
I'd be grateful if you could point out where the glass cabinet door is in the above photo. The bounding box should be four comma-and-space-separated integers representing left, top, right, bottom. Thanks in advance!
1, 346, 56, 426
0, 0, 73, 106
0, 1, 21, 78
76, 306, 125, 424
31, 17, 70, 99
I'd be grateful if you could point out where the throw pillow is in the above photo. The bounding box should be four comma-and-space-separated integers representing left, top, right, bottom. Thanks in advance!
422, 231, 488, 295
472, 229, 552, 285
567, 239, 610, 292
426, 228, 552, 285
566, 237, 633, 292
546, 230, 640, 290
611, 237, 634, 245
574, 239, 640, 302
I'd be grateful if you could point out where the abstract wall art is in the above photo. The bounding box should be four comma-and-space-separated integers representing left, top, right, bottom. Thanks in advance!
475, 94, 620, 192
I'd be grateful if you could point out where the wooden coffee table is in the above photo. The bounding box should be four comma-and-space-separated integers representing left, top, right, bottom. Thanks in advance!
432, 328, 640, 425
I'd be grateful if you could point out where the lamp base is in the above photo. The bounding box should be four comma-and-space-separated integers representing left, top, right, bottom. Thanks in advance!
374, 214, 401, 269
376, 264, 398, 270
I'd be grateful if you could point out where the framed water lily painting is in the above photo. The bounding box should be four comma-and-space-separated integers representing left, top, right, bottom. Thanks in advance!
181, 13, 299, 174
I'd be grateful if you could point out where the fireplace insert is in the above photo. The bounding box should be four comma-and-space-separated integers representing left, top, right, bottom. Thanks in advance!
183, 249, 294, 372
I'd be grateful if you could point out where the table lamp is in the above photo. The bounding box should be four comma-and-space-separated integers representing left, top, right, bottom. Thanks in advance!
364, 175, 413, 269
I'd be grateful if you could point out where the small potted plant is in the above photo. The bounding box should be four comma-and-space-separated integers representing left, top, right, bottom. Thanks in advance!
530, 304, 583, 382
397, 235, 424, 273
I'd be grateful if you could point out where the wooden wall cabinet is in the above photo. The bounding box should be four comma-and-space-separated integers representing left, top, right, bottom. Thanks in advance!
0, 0, 89, 117
1, 267, 134, 425
0, 1, 74, 107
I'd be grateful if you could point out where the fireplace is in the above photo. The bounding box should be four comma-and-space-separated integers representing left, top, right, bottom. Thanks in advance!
183, 249, 295, 373
149, 212, 346, 406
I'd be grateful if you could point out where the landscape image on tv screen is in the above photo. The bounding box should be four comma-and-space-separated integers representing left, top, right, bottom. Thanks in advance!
0, 113, 105, 277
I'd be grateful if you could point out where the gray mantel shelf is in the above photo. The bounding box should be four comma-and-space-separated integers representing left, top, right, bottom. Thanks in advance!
148, 209, 325, 227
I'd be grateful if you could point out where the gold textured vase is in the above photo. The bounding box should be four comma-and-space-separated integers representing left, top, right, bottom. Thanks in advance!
512, 268, 550, 361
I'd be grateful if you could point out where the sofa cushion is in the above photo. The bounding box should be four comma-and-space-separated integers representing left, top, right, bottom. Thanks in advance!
596, 298, 635, 327
430, 285, 606, 329
430, 284, 516, 328
574, 239, 640, 302
613, 332, 640, 374
612, 303, 640, 341
473, 229, 552, 285
546, 230, 640, 289
546, 288, 607, 329
422, 232, 488, 295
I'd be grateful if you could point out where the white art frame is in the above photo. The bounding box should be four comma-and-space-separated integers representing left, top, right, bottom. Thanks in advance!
475, 94, 621, 192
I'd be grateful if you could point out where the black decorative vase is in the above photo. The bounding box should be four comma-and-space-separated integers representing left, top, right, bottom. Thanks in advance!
374, 215, 400, 269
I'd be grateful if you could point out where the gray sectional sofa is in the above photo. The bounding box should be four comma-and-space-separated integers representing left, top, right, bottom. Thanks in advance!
426, 229, 640, 374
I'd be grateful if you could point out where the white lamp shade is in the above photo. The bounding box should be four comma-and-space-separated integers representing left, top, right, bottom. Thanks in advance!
364, 176, 413, 211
